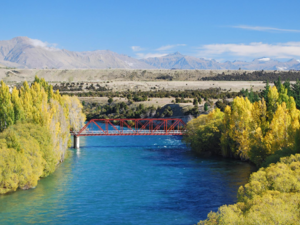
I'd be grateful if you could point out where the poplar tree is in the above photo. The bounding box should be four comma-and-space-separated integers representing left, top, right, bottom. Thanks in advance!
11, 87, 25, 123
0, 81, 14, 131
267, 86, 279, 121
0, 78, 86, 194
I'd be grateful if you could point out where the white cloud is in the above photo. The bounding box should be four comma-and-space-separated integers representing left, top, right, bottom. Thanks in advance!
29, 38, 59, 51
132, 44, 186, 59
131, 46, 145, 52
232, 25, 300, 33
297, 60, 300, 63
258, 58, 271, 61
125, 61, 134, 67
156, 44, 186, 51
197, 42, 300, 59
136, 53, 168, 59
277, 67, 288, 71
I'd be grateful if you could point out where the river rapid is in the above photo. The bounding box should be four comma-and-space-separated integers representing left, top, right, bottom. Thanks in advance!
0, 135, 255, 225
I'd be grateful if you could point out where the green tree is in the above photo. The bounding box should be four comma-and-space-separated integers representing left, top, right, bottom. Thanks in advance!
283, 79, 292, 96
204, 103, 208, 111
193, 98, 198, 107
261, 80, 270, 102
198, 97, 202, 104
291, 79, 300, 109
274, 76, 282, 92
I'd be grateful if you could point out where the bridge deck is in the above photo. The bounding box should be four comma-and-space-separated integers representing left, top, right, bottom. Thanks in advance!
74, 130, 184, 136
73, 118, 187, 137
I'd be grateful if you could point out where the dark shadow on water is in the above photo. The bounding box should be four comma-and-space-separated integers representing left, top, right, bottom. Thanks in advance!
139, 146, 256, 222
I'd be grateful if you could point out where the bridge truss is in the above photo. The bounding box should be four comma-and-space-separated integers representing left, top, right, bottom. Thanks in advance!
73, 118, 186, 136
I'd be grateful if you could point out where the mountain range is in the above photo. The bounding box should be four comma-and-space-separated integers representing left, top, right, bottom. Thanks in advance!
142, 52, 300, 71
0, 37, 154, 69
1, 37, 300, 71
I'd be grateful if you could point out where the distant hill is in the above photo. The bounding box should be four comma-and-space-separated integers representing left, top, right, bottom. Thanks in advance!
0, 37, 155, 69
0, 37, 300, 70
141, 53, 300, 71
140, 52, 223, 69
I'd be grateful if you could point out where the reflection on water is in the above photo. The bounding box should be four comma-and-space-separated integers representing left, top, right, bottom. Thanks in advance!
0, 136, 255, 225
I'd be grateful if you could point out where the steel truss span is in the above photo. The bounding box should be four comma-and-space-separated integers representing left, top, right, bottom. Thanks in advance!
73, 118, 187, 136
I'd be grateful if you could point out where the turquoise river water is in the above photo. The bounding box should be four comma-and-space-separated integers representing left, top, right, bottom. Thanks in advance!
0, 135, 255, 225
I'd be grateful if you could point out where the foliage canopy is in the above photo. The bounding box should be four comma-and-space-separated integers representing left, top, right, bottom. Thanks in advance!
0, 77, 85, 194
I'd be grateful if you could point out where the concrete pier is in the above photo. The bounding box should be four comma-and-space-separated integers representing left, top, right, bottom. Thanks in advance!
74, 135, 80, 148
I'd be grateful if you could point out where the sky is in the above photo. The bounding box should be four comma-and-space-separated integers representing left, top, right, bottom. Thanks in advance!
1, 0, 300, 62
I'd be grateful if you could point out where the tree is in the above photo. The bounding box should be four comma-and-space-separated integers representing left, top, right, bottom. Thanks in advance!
267, 86, 279, 121
291, 79, 300, 109
261, 80, 270, 102
184, 109, 224, 155
241, 87, 259, 103
283, 79, 292, 96
198, 97, 202, 104
11, 88, 25, 123
193, 98, 198, 107
274, 76, 282, 92
0, 81, 14, 131
0, 78, 86, 194
108, 97, 113, 104
220, 97, 254, 160
204, 103, 208, 111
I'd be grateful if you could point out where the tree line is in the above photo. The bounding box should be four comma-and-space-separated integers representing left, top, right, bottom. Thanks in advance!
202, 70, 300, 81
0, 77, 85, 194
63, 88, 241, 101
184, 81, 299, 165
184, 79, 300, 223
84, 101, 175, 121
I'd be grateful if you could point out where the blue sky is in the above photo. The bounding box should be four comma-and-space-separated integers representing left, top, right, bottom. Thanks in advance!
1, 0, 300, 61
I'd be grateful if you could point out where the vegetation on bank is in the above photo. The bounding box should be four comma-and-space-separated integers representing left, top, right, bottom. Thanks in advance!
77, 87, 260, 119
84, 102, 176, 120
63, 88, 242, 101
66, 76, 300, 121
198, 154, 300, 224
184, 79, 300, 165
0, 77, 85, 194
184, 78, 300, 224
202, 70, 300, 81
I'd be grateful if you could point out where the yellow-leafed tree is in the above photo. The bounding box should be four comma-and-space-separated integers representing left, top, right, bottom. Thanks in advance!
184, 108, 224, 155
0, 78, 86, 194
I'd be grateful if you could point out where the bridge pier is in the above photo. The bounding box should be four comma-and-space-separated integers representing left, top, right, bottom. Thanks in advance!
74, 135, 80, 148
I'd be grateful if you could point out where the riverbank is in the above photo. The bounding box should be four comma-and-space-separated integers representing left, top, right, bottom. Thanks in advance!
183, 80, 300, 224
0, 78, 85, 194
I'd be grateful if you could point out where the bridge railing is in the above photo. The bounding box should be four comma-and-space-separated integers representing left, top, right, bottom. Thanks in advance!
73, 118, 186, 136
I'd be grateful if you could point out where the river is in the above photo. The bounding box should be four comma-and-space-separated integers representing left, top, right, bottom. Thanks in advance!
0, 135, 255, 225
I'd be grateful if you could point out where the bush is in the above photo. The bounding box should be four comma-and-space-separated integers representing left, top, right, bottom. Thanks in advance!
0, 123, 54, 193
184, 109, 224, 155
198, 154, 300, 224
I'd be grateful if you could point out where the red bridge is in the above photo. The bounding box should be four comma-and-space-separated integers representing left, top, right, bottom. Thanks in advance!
72, 118, 186, 148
